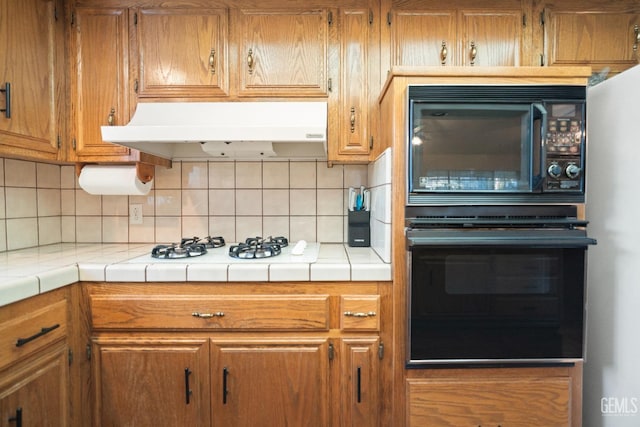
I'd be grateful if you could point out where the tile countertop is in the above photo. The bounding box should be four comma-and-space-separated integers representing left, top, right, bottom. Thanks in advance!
0, 243, 392, 308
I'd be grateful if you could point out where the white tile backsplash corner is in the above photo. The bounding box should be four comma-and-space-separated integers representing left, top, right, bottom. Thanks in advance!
101, 195, 128, 216
73, 216, 99, 241
155, 189, 182, 216
61, 190, 75, 215
236, 189, 262, 215
263, 162, 289, 188
209, 189, 235, 216
181, 189, 209, 216
317, 216, 343, 243
6, 218, 38, 250
317, 163, 343, 188
155, 162, 182, 189
61, 216, 75, 242
371, 220, 391, 263
4, 159, 36, 188
343, 164, 368, 188
235, 216, 262, 240
209, 216, 236, 242
37, 189, 62, 216
75, 189, 101, 215
290, 189, 316, 215
209, 162, 235, 188
60, 165, 76, 189
181, 162, 208, 189
155, 216, 182, 243
317, 189, 343, 215
38, 216, 62, 245
5, 188, 37, 218
102, 217, 129, 243
289, 161, 316, 188
37, 163, 61, 189
290, 216, 316, 242
181, 216, 209, 238
263, 189, 289, 215
236, 162, 262, 188
0, 220, 6, 251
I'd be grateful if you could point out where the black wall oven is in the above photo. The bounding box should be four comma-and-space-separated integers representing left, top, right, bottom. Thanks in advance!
406, 205, 596, 366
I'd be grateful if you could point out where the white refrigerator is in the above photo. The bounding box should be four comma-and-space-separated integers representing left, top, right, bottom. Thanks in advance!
585, 63, 640, 426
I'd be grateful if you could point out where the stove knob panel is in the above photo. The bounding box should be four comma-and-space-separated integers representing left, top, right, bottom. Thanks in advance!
565, 163, 581, 179
547, 163, 562, 179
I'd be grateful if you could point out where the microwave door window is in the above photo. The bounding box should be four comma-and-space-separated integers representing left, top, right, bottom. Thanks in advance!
411, 104, 532, 192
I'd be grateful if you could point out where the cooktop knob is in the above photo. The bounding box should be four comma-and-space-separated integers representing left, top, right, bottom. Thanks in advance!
547, 163, 562, 179
565, 163, 581, 179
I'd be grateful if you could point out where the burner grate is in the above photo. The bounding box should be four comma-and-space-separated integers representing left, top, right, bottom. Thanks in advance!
229, 236, 288, 259
151, 236, 226, 259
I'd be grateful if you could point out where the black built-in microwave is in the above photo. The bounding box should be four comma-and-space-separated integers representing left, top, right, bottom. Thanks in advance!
407, 85, 586, 205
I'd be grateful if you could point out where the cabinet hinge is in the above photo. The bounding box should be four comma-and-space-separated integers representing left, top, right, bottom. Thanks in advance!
328, 11, 333, 27
57, 135, 61, 149
134, 79, 139, 93
387, 12, 392, 26
68, 349, 73, 366
72, 138, 76, 150
70, 11, 75, 27
369, 9, 374, 25
369, 136, 374, 150
54, 6, 58, 21
134, 12, 138, 25
522, 13, 526, 27
328, 78, 332, 92
86, 343, 91, 360
378, 342, 384, 360
328, 343, 335, 360
540, 53, 545, 66
540, 9, 545, 26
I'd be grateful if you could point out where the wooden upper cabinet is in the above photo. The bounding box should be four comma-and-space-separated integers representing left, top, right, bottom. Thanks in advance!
70, 7, 133, 161
0, 0, 62, 162
234, 9, 329, 97
538, 1, 640, 74
135, 8, 229, 98
390, 10, 457, 66
460, 10, 524, 66
387, 0, 530, 68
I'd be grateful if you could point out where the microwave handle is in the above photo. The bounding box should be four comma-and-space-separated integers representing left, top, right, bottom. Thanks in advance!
532, 103, 548, 186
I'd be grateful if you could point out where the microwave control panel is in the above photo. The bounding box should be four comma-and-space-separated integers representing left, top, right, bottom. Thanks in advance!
544, 103, 585, 192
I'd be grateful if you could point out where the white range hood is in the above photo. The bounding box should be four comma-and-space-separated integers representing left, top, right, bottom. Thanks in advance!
101, 101, 328, 160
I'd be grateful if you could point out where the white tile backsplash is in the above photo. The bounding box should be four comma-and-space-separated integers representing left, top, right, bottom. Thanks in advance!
1, 157, 392, 252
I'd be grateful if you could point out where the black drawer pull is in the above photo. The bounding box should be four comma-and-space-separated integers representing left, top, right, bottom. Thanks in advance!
15, 324, 60, 347
0, 82, 10, 118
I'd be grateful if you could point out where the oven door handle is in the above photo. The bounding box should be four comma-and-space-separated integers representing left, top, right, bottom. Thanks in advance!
407, 232, 596, 248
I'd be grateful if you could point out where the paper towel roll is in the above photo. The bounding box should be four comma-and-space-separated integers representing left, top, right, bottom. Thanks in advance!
79, 165, 153, 195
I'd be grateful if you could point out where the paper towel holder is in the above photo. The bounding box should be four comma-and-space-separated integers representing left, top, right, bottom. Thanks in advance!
75, 162, 155, 183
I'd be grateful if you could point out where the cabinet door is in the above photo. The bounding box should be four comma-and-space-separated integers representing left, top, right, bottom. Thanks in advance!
235, 9, 328, 97
407, 376, 571, 426
211, 338, 330, 427
543, 6, 640, 74
135, 8, 229, 98
389, 10, 457, 66
70, 7, 133, 161
93, 338, 210, 427
0, 345, 68, 427
329, 8, 375, 162
340, 337, 380, 427
460, 9, 524, 66
0, 0, 60, 161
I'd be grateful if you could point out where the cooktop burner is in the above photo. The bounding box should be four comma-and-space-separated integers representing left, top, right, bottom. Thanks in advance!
151, 236, 226, 259
229, 236, 289, 259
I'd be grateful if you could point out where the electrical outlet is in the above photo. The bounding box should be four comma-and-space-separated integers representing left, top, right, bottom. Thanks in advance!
129, 204, 143, 225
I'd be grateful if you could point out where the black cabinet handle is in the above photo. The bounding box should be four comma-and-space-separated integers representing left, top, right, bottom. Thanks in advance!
184, 368, 192, 405
8, 407, 22, 427
15, 324, 59, 347
0, 82, 10, 118
222, 367, 229, 404
356, 366, 362, 403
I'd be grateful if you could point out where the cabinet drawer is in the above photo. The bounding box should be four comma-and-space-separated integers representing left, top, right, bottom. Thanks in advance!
340, 295, 380, 331
90, 295, 330, 331
407, 377, 571, 426
0, 300, 67, 370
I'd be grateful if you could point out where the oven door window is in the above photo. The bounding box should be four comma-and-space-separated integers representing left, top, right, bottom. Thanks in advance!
409, 247, 585, 364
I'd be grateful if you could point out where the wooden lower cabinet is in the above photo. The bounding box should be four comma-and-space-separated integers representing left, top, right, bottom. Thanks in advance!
87, 282, 388, 427
406, 365, 581, 427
